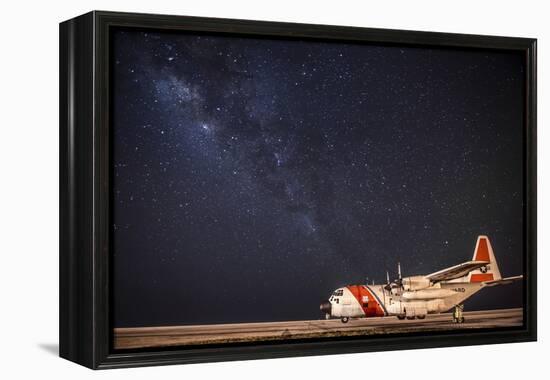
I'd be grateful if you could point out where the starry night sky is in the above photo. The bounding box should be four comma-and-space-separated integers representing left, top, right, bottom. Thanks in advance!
112, 29, 525, 328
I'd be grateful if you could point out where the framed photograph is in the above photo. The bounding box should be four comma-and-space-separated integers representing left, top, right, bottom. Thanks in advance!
59, 11, 537, 369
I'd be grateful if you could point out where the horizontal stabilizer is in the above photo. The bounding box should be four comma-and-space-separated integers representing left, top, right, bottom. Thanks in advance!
426, 260, 489, 282
483, 275, 523, 287
429, 236, 504, 284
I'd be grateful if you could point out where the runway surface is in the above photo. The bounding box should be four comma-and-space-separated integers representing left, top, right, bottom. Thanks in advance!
114, 308, 523, 349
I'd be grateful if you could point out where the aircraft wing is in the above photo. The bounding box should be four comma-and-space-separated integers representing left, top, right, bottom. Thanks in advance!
483, 275, 523, 287
426, 260, 490, 282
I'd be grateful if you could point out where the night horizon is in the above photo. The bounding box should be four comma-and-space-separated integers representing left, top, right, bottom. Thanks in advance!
111, 29, 524, 328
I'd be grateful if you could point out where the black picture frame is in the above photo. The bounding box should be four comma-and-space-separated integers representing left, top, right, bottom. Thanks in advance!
59, 10, 537, 369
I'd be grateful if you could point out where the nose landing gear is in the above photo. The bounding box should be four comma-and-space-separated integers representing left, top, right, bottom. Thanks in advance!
341, 317, 349, 323
452, 304, 465, 323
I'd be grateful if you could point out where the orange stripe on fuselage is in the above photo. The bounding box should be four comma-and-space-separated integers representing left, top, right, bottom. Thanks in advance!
475, 238, 490, 262
470, 273, 494, 282
346, 285, 385, 317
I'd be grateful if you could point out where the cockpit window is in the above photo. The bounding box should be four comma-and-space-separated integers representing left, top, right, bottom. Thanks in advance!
332, 289, 344, 296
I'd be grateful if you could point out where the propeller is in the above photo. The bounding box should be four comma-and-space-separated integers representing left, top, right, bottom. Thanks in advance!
384, 262, 405, 294
384, 270, 392, 291
398, 262, 402, 280
395, 262, 404, 290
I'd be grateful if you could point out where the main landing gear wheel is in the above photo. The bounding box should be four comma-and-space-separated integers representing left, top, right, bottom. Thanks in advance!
341, 317, 349, 323
397, 315, 406, 320
452, 304, 465, 323
417, 315, 426, 319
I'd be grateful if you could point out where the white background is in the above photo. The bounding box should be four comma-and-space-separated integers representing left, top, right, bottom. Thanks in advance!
0, 0, 547, 378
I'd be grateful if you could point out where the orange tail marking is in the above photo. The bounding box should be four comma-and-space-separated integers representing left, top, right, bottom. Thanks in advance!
470, 273, 494, 282
475, 237, 490, 262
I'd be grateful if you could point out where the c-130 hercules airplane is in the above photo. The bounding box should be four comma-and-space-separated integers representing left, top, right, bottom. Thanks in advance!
320, 236, 522, 323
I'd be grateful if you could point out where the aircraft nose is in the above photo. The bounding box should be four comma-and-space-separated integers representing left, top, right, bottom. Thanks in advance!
319, 300, 332, 315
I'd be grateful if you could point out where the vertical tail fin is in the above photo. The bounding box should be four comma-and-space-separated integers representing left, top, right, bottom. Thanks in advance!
469, 235, 501, 282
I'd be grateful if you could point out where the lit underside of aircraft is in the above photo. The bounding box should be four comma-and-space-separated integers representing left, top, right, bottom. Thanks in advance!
319, 236, 522, 323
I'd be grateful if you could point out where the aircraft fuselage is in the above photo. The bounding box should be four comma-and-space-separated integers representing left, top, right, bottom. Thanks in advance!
320, 282, 485, 321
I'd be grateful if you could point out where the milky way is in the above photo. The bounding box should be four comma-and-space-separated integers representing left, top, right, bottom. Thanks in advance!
112, 29, 525, 327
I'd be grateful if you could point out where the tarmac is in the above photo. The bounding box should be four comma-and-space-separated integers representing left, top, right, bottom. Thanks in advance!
114, 307, 523, 349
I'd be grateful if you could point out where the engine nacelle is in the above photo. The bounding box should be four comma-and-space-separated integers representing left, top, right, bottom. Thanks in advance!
401, 288, 456, 300
401, 276, 431, 291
